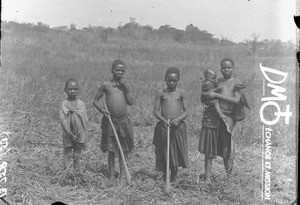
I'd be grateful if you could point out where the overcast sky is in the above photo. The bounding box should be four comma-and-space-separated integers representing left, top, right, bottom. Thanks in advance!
2, 0, 297, 43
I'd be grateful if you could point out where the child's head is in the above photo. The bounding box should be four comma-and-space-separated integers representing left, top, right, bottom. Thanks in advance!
220, 58, 234, 79
204, 69, 217, 86
65, 78, 79, 100
165, 67, 180, 90
111, 59, 126, 80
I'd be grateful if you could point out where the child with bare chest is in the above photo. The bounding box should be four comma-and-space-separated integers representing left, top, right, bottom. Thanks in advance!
199, 58, 248, 183
208, 59, 246, 121
153, 67, 189, 182
93, 59, 134, 180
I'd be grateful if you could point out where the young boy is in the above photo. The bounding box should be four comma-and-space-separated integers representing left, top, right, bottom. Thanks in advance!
93, 59, 134, 180
59, 78, 89, 173
153, 67, 189, 182
199, 58, 249, 183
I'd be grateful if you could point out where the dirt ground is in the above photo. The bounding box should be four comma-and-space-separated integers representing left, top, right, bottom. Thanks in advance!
0, 88, 297, 205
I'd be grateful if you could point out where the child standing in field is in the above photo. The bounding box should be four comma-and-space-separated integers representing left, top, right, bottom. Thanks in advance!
198, 58, 249, 183
93, 59, 134, 180
59, 78, 89, 173
153, 67, 189, 182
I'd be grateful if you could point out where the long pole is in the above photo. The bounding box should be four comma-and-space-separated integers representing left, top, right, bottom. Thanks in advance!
164, 119, 171, 193
103, 98, 132, 184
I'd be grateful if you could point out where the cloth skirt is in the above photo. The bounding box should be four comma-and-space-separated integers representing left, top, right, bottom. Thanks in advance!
101, 115, 134, 154
198, 119, 234, 159
153, 120, 188, 172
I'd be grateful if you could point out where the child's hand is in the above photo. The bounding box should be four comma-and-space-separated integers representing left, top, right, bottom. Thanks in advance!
201, 92, 210, 99
214, 86, 222, 92
206, 92, 217, 100
118, 78, 131, 92
163, 118, 171, 127
220, 114, 227, 120
102, 109, 111, 117
171, 117, 181, 126
234, 83, 246, 91
70, 133, 78, 141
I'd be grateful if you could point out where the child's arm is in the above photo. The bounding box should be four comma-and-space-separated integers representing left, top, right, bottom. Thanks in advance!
118, 79, 134, 106
234, 83, 246, 91
154, 89, 170, 127
212, 86, 222, 93
59, 102, 80, 142
206, 92, 241, 104
92, 83, 111, 116
59, 102, 77, 141
201, 92, 208, 103
180, 89, 189, 120
171, 89, 189, 126
124, 90, 134, 106
79, 100, 89, 131
212, 100, 226, 119
201, 88, 218, 103
233, 79, 246, 91
59, 103, 69, 135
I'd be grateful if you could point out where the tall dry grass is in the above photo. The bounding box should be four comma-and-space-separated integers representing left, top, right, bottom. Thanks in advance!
0, 24, 297, 204
2, 27, 296, 152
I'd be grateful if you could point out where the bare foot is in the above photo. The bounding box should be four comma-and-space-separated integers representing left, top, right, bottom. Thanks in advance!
108, 173, 114, 180
117, 176, 125, 184
198, 173, 206, 179
226, 173, 232, 182
205, 176, 212, 184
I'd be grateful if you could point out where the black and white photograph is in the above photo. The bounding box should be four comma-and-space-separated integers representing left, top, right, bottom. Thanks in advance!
0, 0, 298, 204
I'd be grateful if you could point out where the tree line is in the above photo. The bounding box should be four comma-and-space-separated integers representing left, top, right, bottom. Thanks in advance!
2, 20, 295, 57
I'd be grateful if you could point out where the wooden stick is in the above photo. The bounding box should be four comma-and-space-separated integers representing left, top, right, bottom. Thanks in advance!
103, 98, 132, 184
164, 119, 171, 193
0, 197, 10, 205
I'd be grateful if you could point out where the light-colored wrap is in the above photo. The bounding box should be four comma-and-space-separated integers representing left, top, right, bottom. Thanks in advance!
222, 115, 236, 159
59, 99, 89, 150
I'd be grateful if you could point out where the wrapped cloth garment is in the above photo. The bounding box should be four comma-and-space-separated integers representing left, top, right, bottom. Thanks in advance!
198, 125, 218, 159
198, 110, 236, 159
217, 87, 250, 158
101, 115, 134, 154
198, 106, 220, 159
59, 99, 89, 150
218, 113, 236, 159
199, 82, 250, 159
153, 120, 188, 172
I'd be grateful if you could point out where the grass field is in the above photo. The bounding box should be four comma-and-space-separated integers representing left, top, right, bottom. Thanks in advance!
0, 23, 297, 204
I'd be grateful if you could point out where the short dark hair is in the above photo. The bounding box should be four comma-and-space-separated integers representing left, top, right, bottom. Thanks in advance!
220, 58, 234, 67
165, 67, 180, 80
112, 59, 125, 70
204, 69, 216, 79
65, 78, 78, 89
